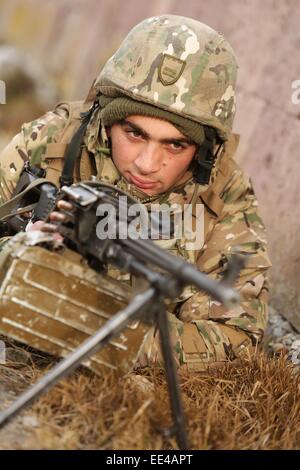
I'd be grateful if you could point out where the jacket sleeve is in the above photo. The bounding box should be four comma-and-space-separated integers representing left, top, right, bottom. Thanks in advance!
0, 131, 27, 205
179, 166, 272, 341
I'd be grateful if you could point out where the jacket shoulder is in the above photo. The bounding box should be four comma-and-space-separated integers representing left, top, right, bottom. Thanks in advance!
22, 100, 85, 166
0, 101, 86, 202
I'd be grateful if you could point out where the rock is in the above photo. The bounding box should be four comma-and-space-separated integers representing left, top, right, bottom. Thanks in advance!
265, 308, 300, 367
22, 415, 39, 428
125, 374, 154, 397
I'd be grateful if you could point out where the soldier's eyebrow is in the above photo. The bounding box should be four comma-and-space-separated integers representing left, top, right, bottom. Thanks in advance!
121, 119, 193, 146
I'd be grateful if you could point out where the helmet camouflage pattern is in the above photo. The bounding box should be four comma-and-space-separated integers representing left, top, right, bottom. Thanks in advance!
95, 14, 238, 141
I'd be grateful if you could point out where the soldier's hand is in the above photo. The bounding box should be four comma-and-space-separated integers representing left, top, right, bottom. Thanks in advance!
26, 219, 64, 241
26, 200, 74, 241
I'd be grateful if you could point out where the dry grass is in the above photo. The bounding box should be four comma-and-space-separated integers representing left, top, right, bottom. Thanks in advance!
1, 351, 300, 450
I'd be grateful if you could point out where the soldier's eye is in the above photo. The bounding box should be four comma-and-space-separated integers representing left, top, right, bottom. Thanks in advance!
125, 128, 142, 138
172, 142, 183, 148
169, 142, 185, 151
131, 130, 142, 137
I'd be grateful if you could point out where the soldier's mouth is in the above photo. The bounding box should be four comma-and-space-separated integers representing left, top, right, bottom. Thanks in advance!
129, 174, 157, 189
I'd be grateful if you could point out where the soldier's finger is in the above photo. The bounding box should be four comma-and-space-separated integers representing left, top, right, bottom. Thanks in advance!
49, 211, 67, 222
57, 200, 74, 211
40, 223, 60, 233
22, 211, 32, 219
26, 220, 45, 232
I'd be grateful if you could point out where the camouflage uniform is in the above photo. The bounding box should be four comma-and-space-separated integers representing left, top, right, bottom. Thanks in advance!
0, 15, 271, 372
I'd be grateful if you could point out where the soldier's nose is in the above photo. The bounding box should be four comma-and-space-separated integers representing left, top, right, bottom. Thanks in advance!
134, 144, 161, 174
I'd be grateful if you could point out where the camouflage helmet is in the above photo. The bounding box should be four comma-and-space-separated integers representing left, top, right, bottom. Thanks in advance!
95, 15, 238, 141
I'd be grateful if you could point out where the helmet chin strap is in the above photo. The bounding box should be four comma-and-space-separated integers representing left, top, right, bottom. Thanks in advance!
191, 141, 224, 185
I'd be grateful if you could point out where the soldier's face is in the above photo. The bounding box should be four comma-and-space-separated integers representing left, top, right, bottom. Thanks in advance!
110, 116, 196, 195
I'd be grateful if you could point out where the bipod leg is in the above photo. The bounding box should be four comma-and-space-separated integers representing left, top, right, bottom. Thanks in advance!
155, 299, 189, 450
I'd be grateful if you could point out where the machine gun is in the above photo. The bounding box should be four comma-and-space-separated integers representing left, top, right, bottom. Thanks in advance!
0, 181, 243, 449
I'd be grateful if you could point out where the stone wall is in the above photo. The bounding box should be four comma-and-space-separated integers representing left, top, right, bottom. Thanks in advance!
0, 0, 299, 328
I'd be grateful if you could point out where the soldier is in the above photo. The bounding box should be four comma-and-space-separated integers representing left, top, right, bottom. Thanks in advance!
0, 15, 271, 372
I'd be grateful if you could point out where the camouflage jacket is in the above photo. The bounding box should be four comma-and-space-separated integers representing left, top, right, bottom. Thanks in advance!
0, 101, 272, 341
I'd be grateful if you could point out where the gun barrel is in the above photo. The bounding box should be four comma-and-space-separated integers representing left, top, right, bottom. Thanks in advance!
119, 238, 240, 308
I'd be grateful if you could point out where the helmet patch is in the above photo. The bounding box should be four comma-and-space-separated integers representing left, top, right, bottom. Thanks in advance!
158, 53, 186, 86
